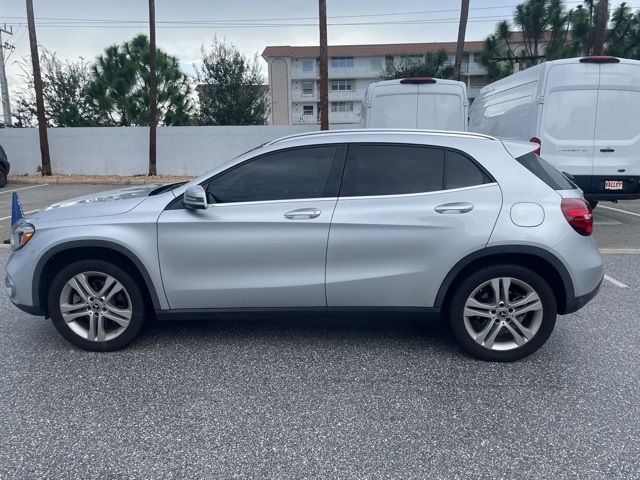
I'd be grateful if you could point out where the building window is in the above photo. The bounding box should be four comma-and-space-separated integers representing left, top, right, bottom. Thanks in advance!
331, 102, 354, 112
330, 56, 354, 68
303, 105, 314, 116
370, 57, 383, 70
302, 59, 315, 72
331, 79, 352, 91
302, 81, 314, 96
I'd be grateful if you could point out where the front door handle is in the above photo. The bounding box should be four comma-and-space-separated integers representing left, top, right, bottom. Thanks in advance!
284, 208, 321, 219
600, 148, 615, 153
434, 202, 474, 214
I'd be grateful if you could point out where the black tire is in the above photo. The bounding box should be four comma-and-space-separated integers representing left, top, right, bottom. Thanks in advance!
588, 199, 598, 210
448, 264, 557, 362
0, 167, 7, 188
47, 259, 147, 351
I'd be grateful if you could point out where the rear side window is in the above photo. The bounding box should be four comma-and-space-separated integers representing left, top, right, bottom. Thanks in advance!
341, 145, 444, 196
515, 152, 575, 190
445, 151, 489, 189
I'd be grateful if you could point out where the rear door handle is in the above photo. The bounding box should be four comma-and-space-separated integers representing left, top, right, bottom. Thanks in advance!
600, 148, 615, 153
434, 202, 474, 214
284, 208, 321, 219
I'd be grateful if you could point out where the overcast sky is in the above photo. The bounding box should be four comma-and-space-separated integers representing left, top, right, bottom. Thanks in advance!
1, 0, 638, 93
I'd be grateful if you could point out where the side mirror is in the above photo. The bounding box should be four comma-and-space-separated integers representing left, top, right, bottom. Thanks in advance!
183, 185, 209, 210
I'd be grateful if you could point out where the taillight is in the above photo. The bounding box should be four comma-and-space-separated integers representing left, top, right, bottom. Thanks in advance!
400, 77, 436, 84
530, 136, 541, 156
561, 198, 593, 236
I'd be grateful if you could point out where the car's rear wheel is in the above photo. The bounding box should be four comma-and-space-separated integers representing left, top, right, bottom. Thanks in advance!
0, 167, 7, 188
48, 260, 146, 351
448, 265, 557, 362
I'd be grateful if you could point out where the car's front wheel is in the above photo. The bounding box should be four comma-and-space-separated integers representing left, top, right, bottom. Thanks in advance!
0, 167, 7, 188
48, 260, 147, 351
448, 265, 557, 362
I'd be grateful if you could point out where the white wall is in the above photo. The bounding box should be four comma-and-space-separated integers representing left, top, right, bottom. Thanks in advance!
0, 125, 320, 176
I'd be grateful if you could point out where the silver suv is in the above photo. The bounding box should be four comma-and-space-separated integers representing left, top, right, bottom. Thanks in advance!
5, 130, 603, 361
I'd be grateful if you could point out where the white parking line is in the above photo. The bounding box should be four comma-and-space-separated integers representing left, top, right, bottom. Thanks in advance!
604, 275, 629, 288
0, 184, 49, 195
598, 205, 640, 218
600, 248, 640, 254
0, 209, 39, 222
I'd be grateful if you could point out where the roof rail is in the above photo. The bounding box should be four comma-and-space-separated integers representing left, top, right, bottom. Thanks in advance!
264, 129, 497, 146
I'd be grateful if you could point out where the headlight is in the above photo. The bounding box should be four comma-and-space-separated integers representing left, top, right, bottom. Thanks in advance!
10, 223, 35, 251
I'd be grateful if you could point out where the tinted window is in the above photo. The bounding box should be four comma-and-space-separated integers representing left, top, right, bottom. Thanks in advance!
445, 151, 488, 189
342, 145, 444, 196
207, 146, 337, 203
516, 152, 575, 190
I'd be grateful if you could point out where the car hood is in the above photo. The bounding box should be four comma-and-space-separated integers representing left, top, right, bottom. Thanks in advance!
25, 183, 167, 223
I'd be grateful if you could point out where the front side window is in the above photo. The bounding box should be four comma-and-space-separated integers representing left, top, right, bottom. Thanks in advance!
331, 57, 354, 68
207, 147, 338, 203
331, 101, 354, 112
341, 145, 445, 197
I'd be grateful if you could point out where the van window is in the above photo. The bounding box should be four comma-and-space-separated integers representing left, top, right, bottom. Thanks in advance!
595, 90, 640, 141
341, 145, 444, 197
544, 90, 598, 140
445, 151, 490, 189
370, 95, 417, 128
417, 94, 462, 130
516, 152, 576, 190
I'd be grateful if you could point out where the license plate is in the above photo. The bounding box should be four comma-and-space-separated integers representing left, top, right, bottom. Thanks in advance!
605, 180, 624, 190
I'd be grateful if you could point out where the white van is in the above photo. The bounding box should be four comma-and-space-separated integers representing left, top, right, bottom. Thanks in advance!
469, 56, 640, 204
361, 77, 468, 131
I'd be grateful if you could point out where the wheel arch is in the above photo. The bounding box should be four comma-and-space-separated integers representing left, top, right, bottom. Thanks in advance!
435, 245, 575, 315
33, 240, 161, 317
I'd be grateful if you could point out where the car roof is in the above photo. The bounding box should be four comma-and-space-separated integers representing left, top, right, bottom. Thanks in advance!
264, 129, 497, 147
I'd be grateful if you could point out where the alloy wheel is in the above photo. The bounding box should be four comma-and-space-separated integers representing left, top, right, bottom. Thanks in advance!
463, 277, 543, 351
58, 271, 133, 342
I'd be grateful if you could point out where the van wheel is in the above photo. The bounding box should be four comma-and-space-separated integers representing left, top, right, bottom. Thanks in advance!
47, 259, 146, 351
0, 167, 7, 188
588, 200, 598, 210
448, 265, 557, 362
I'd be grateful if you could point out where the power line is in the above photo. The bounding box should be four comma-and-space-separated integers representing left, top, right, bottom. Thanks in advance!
0, 1, 596, 25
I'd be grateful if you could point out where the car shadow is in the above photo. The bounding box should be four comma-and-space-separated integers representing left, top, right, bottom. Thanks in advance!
139, 311, 457, 352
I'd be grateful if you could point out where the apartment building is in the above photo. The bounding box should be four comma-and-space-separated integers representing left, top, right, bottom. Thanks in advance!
262, 41, 489, 126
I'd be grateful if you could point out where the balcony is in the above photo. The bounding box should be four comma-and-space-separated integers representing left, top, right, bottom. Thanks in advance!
467, 86, 483, 99
291, 66, 380, 79
294, 111, 360, 125
291, 89, 365, 102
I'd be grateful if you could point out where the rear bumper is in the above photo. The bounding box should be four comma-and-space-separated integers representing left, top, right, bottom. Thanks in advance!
573, 175, 640, 200
563, 275, 603, 314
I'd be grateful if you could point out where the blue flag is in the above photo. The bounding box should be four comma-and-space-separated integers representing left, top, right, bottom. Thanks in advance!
11, 192, 24, 227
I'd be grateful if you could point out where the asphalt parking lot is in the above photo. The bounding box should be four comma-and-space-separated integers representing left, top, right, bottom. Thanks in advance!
1, 182, 639, 478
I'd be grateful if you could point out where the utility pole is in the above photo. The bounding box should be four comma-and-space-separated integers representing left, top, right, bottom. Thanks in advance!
148, 0, 158, 176
592, 0, 608, 55
0, 25, 13, 126
25, 0, 51, 175
453, 0, 470, 80
318, 0, 329, 131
